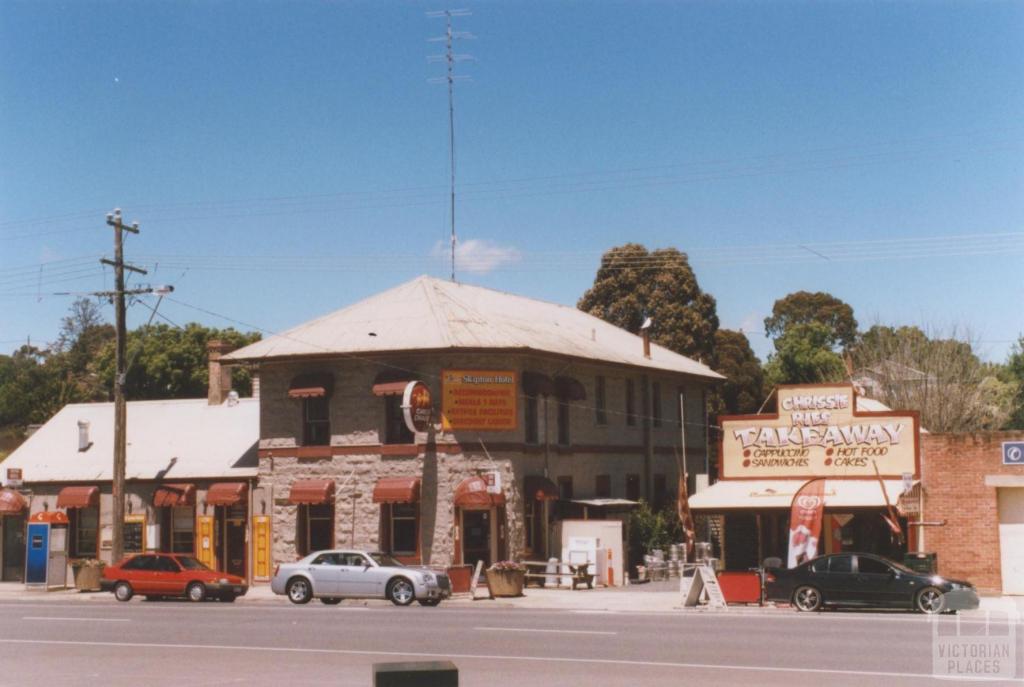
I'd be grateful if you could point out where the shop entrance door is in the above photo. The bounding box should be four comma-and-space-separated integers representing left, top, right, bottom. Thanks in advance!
218, 504, 247, 578
462, 510, 492, 570
2, 515, 25, 582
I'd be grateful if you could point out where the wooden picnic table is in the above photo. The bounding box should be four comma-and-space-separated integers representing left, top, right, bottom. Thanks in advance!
521, 560, 594, 589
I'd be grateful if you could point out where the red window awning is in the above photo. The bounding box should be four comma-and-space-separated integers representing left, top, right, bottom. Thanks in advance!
57, 486, 99, 509
288, 373, 334, 399
0, 488, 27, 514
524, 476, 559, 502
205, 482, 248, 506
288, 479, 336, 505
373, 477, 421, 504
454, 476, 506, 508
153, 483, 196, 508
372, 381, 410, 397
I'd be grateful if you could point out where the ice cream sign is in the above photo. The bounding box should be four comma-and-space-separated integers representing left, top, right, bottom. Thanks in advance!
719, 384, 919, 479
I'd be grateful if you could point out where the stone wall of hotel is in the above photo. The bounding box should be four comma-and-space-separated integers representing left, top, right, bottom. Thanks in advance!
258, 351, 715, 568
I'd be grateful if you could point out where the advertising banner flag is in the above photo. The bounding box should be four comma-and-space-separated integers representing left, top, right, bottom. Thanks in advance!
787, 478, 826, 568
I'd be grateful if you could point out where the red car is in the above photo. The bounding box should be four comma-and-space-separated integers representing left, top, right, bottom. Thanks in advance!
101, 553, 248, 602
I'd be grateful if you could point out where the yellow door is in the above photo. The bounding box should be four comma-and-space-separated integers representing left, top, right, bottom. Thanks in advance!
253, 515, 271, 580
196, 515, 215, 569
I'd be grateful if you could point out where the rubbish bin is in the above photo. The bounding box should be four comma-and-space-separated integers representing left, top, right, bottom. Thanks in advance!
903, 552, 937, 574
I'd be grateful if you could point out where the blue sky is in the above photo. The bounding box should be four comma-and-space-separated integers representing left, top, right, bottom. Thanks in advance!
2, 1, 1022, 363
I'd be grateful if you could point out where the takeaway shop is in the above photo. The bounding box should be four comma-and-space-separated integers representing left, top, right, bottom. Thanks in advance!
691, 383, 920, 570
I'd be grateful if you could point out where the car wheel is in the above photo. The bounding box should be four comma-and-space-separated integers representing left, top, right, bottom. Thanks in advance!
387, 577, 415, 606
320, 597, 342, 605
113, 581, 133, 602
187, 582, 207, 603
916, 586, 946, 614
287, 577, 313, 605
418, 598, 441, 607
792, 585, 822, 612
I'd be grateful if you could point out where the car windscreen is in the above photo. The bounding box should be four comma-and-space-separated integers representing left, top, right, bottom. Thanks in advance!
369, 553, 404, 567
176, 556, 211, 571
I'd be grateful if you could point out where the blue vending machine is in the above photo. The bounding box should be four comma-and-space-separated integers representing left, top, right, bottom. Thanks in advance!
25, 513, 68, 590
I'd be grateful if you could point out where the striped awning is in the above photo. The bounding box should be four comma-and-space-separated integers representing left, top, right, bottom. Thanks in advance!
0, 488, 26, 514
288, 479, 335, 505
205, 482, 248, 506
56, 486, 99, 509
372, 477, 421, 504
288, 372, 334, 399
153, 483, 196, 508
372, 382, 410, 397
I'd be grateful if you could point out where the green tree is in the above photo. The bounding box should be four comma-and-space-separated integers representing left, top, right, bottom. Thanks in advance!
0, 345, 62, 427
578, 244, 719, 362
1002, 336, 1024, 429
95, 323, 261, 400
852, 325, 1011, 432
764, 291, 858, 350
711, 329, 765, 415
764, 322, 847, 387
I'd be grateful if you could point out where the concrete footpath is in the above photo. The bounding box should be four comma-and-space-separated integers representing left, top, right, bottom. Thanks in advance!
3, 580, 1022, 617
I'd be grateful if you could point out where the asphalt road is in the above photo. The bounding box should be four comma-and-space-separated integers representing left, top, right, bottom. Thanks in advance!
1, 598, 1021, 686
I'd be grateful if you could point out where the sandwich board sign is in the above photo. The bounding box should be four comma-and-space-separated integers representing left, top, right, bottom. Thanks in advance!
682, 565, 728, 611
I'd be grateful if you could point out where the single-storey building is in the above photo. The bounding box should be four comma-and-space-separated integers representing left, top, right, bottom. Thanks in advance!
0, 357, 259, 583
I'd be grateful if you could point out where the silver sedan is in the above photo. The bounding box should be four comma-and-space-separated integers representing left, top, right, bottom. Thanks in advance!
271, 550, 451, 606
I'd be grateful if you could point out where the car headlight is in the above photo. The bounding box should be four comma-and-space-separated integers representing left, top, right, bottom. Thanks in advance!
421, 572, 436, 584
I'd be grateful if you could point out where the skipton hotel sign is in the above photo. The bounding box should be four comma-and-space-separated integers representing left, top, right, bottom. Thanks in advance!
719, 384, 920, 479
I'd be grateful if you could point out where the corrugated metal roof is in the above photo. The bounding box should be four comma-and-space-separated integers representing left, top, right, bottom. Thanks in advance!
223, 275, 724, 380
1, 398, 258, 484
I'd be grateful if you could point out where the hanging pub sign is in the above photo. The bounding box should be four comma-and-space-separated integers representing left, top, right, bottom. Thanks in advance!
401, 381, 434, 434
719, 384, 920, 479
484, 470, 502, 495
441, 370, 518, 431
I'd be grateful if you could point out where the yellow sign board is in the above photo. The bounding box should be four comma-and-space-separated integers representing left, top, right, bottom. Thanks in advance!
441, 369, 518, 431
719, 384, 920, 479
253, 515, 272, 580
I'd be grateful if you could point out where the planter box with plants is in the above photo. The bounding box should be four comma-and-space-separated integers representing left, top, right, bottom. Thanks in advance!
485, 561, 525, 597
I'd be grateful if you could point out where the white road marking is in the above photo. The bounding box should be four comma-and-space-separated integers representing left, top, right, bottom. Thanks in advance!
0, 638, 999, 682
474, 626, 616, 635
22, 617, 129, 622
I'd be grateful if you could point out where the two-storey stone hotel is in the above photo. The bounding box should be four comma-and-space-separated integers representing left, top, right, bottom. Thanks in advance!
222, 276, 722, 576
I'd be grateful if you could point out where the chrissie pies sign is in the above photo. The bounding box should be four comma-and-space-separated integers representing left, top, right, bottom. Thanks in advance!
719, 384, 920, 479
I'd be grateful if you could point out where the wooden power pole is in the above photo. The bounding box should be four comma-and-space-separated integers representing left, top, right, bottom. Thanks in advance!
102, 208, 146, 564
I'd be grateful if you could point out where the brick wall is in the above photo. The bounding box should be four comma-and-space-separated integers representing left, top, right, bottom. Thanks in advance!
922, 431, 1024, 594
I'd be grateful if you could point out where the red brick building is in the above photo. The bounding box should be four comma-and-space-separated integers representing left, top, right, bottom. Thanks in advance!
921, 432, 1024, 595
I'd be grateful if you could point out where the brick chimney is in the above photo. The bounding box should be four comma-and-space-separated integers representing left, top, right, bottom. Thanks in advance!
207, 340, 234, 405
642, 329, 651, 359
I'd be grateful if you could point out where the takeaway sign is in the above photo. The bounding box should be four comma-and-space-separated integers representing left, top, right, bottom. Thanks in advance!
719, 384, 919, 479
441, 370, 518, 431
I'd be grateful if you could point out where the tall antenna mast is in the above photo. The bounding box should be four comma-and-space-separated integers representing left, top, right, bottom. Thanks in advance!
428, 9, 474, 281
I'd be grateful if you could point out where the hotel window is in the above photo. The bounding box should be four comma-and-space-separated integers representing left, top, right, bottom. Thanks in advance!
297, 503, 334, 556
652, 381, 662, 427
303, 396, 330, 446
557, 476, 574, 500
595, 376, 607, 425
626, 474, 640, 501
625, 379, 636, 426
381, 503, 418, 559
384, 395, 414, 444
525, 395, 539, 444
557, 400, 570, 446
595, 474, 611, 498
70, 507, 99, 558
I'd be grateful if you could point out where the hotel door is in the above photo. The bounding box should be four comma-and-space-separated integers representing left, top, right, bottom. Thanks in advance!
462, 510, 492, 570
1, 515, 25, 582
